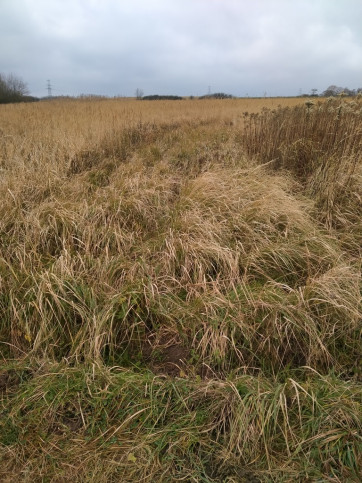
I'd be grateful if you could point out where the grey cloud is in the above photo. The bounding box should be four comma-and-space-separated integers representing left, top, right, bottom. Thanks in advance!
0, 0, 361, 98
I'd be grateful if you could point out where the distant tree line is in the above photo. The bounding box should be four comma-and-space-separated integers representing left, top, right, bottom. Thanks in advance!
137, 92, 234, 100
308, 85, 362, 97
0, 73, 37, 104
321, 85, 362, 97
140, 95, 183, 100
199, 92, 234, 99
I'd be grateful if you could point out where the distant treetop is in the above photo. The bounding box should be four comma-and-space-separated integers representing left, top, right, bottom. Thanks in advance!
199, 92, 233, 99
140, 95, 183, 100
321, 85, 361, 97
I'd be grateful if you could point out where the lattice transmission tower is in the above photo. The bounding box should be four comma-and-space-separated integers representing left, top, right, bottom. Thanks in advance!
47, 80, 52, 97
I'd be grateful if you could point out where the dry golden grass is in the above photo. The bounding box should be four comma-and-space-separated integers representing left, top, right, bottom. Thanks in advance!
0, 96, 361, 482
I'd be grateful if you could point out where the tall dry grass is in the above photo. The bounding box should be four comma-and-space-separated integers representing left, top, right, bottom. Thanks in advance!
0, 96, 361, 481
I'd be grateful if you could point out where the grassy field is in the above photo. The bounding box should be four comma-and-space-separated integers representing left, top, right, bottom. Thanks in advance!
0, 96, 361, 482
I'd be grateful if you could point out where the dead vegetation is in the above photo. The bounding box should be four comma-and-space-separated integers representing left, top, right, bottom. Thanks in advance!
0, 97, 361, 481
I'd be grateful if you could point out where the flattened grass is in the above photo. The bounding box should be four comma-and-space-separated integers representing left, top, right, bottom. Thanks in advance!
0, 97, 361, 481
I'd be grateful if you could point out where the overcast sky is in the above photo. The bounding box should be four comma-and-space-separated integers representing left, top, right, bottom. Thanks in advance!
1, 0, 361, 98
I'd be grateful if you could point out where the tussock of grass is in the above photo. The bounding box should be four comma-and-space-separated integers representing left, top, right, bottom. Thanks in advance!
0, 97, 361, 480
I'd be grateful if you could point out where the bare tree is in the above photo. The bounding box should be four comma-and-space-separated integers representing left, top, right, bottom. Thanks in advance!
322, 85, 344, 97
0, 72, 29, 103
6, 73, 29, 96
135, 88, 144, 99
